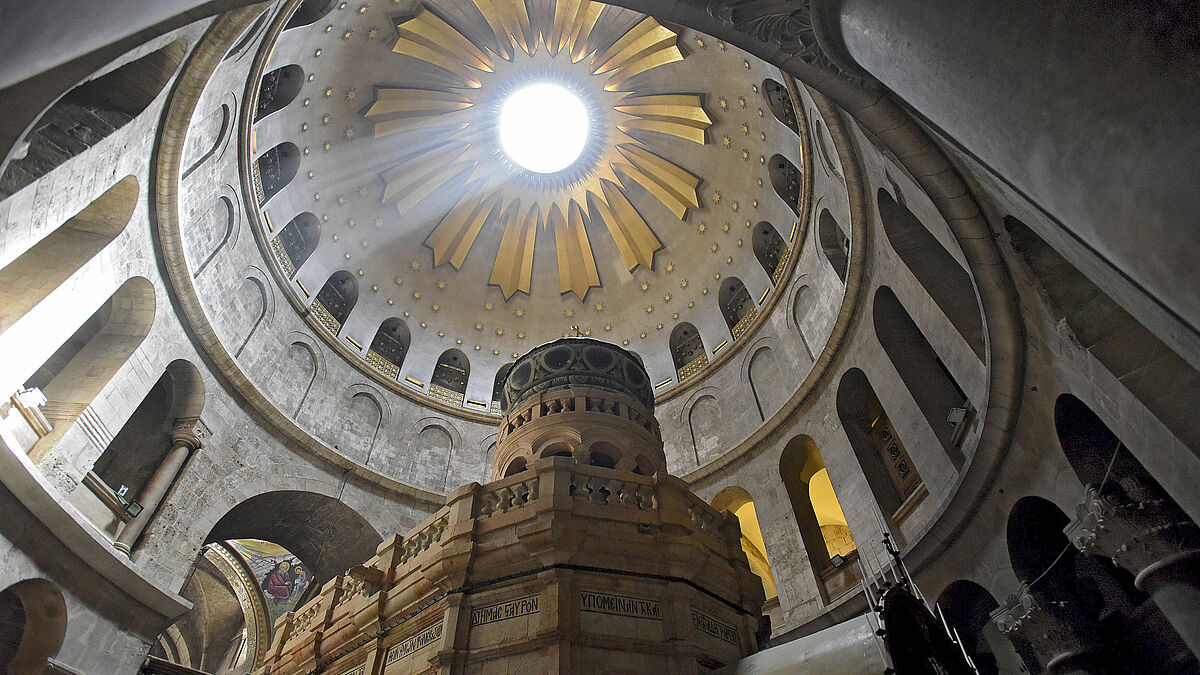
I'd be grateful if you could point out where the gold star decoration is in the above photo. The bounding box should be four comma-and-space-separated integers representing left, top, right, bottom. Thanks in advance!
721, 135, 731, 148
412, 291, 421, 299
656, 323, 663, 330
712, 191, 722, 204
663, 293, 672, 303
324, 24, 334, 32
594, 303, 605, 312
438, 330, 446, 337
484, 302, 493, 310
437, 280, 447, 289
722, 223, 731, 233
732, 200, 740, 211
358, 185, 369, 197
323, 141, 333, 151
564, 308, 575, 318
672, 312, 680, 319
736, 239, 744, 247
640, 281, 650, 292
604, 323, 613, 331
517, 332, 526, 339
321, 114, 331, 125
741, 122, 750, 135
346, 88, 358, 101
394, 276, 403, 285
410, 260, 420, 270
495, 328, 504, 336
697, 223, 707, 233
738, 96, 746, 109
343, 29, 353, 40
711, 243, 719, 253
431, 303, 441, 311
695, 36, 705, 49
324, 87, 334, 97
680, 279, 689, 288
718, 97, 728, 110
314, 48, 323, 57
358, 4, 369, 14
514, 309, 526, 318
741, 149, 750, 161
367, 27, 379, 39
665, 262, 675, 273
336, 195, 346, 205
344, 127, 355, 139
645, 305, 654, 313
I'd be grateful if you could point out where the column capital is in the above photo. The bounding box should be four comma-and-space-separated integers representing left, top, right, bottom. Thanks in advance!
171, 425, 202, 451
1065, 481, 1200, 578
991, 584, 1098, 670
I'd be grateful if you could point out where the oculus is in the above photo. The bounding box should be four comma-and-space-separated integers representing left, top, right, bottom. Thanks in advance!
498, 82, 589, 174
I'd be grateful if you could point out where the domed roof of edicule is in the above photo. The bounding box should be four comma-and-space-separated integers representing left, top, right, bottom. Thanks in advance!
244, 0, 810, 413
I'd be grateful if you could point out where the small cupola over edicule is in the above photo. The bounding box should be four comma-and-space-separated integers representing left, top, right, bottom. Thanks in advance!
493, 338, 665, 481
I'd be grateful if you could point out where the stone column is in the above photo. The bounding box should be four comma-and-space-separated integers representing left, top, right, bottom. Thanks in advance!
1065, 481, 1200, 658
113, 425, 200, 556
824, 0, 1200, 331
990, 585, 1102, 675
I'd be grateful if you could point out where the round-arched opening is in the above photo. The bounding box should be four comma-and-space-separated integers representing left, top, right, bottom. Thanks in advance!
503, 457, 528, 477
0, 579, 67, 674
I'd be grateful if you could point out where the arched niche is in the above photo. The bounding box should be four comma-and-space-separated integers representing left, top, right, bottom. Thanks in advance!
873, 286, 969, 469
780, 435, 860, 603
285, 0, 339, 30
818, 209, 849, 282
762, 78, 799, 135
835, 368, 924, 526
25, 276, 156, 463
89, 360, 204, 531
0, 175, 138, 334
192, 193, 237, 278
431, 349, 469, 406
182, 102, 232, 180
367, 317, 409, 379
253, 142, 299, 205
936, 580, 1032, 675
272, 212, 320, 278
312, 270, 357, 333
0, 40, 186, 199
669, 322, 706, 380
254, 65, 304, 122
224, 9, 270, 60
0, 579, 67, 674
718, 277, 754, 337
502, 456, 527, 477
1007, 215, 1200, 455
752, 221, 788, 284
768, 154, 803, 216
205, 490, 382, 583
491, 363, 514, 412
712, 486, 777, 600
878, 189, 985, 361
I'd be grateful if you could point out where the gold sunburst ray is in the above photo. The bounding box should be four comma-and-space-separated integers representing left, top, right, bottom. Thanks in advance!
376, 0, 710, 301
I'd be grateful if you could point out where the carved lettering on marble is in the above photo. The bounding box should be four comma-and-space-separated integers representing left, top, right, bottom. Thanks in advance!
340, 665, 366, 675
580, 591, 661, 619
692, 611, 738, 645
470, 595, 540, 626
385, 620, 444, 665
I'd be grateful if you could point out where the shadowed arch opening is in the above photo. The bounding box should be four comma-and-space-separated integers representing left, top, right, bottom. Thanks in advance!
836, 368, 924, 525
0, 175, 138, 334
669, 322, 706, 380
0, 40, 186, 199
0, 579, 67, 674
313, 270, 357, 333
712, 486, 777, 600
874, 286, 969, 469
253, 142, 299, 205
254, 65, 304, 122
762, 79, 798, 134
182, 103, 232, 180
367, 317, 409, 379
205, 491, 382, 583
780, 436, 860, 603
431, 349, 469, 406
86, 360, 205, 538
768, 154, 802, 216
1007, 215, 1200, 455
878, 189, 984, 361
273, 212, 320, 277
24, 276, 156, 463
285, 0, 339, 29
818, 209, 849, 281
491, 362, 514, 412
718, 277, 754, 337
192, 194, 237, 278
752, 222, 789, 284
937, 580, 1032, 675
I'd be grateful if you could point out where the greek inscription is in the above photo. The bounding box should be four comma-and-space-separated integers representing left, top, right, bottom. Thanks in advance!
470, 595, 540, 626
691, 611, 738, 645
385, 621, 444, 665
341, 666, 366, 675
579, 591, 661, 619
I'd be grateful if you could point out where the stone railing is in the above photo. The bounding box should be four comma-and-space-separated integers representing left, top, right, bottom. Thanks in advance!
398, 515, 449, 565
677, 352, 708, 382
365, 349, 400, 380
270, 236, 294, 278
498, 388, 660, 443
428, 383, 464, 407
731, 305, 759, 340
474, 475, 539, 518
771, 247, 791, 285
309, 300, 341, 335
569, 468, 655, 510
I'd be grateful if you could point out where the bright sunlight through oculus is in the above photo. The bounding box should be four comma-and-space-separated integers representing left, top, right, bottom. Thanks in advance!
498, 83, 589, 174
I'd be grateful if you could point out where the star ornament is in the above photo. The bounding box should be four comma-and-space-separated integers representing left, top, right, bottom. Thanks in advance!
365, 0, 712, 301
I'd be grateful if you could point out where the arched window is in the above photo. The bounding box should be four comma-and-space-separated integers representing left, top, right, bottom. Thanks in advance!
878, 189, 984, 360
752, 221, 789, 284
818, 209, 849, 281
1008, 215, 1200, 455
669, 322, 706, 381
836, 368, 924, 525
253, 142, 299, 205
430, 349, 469, 406
491, 363, 514, 413
712, 487, 777, 600
0, 40, 186, 199
284, 0, 339, 30
0, 175, 137, 334
503, 457, 527, 477
312, 271, 356, 334
718, 277, 755, 338
762, 79, 799, 134
24, 277, 155, 463
366, 318, 409, 379
873, 287, 970, 469
271, 212, 320, 278
780, 436, 860, 603
254, 65, 304, 122
768, 154, 803, 216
